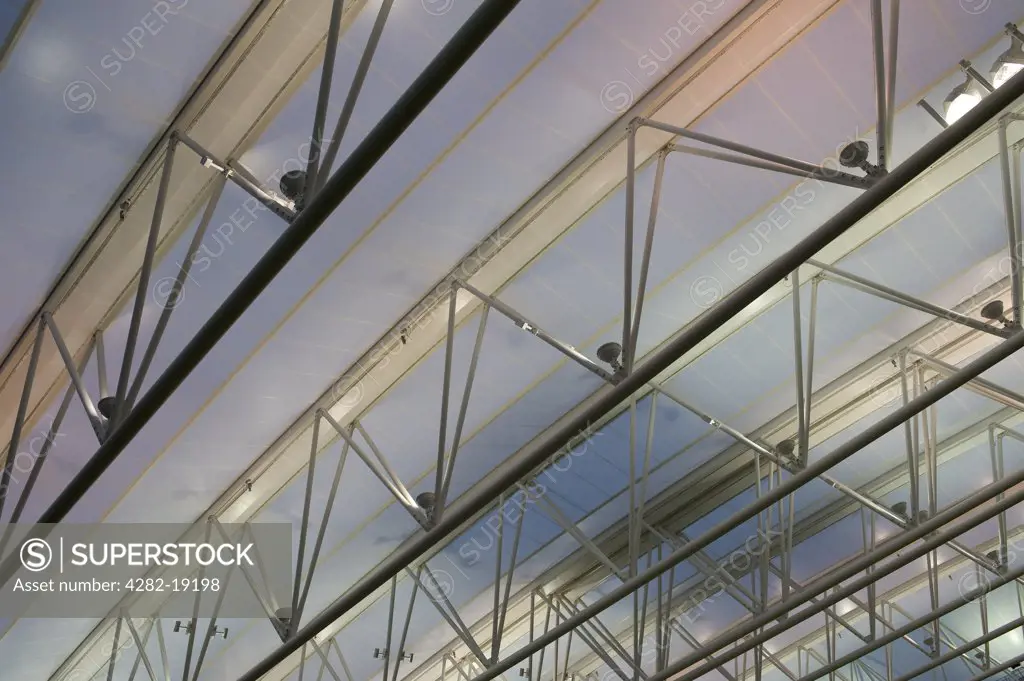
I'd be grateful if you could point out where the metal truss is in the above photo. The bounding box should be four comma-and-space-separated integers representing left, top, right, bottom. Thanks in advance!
372, 269, 1024, 681
0, 0, 288, 469
0, 127, 293, 526
389, 312, 1024, 681
33, 4, 854, 676
212, 57, 1024, 681
282, 311, 1024, 681
14, 8, 1024, 681
0, 1, 523, 680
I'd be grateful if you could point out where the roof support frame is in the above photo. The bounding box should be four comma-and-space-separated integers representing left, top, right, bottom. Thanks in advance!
177, 0, 833, 556
376, 321, 1023, 681
637, 118, 875, 189
301, 0, 346, 202
657, 469, 1024, 681
292, 415, 352, 634
809, 260, 1012, 339
434, 293, 492, 524
998, 116, 1024, 327
570, 482, 1024, 681
539, 593, 633, 681
351, 279, 1024, 681
365, 284, 1022, 681
792, 268, 809, 467
313, 0, 395, 198
34, 13, 1024, 679
579, 387, 1024, 681
235, 70, 1024, 681
0, 0, 296, 459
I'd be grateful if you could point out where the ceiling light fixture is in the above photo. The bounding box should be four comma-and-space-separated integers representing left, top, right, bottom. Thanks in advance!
96, 396, 117, 421
943, 75, 985, 124
415, 492, 436, 516
774, 439, 795, 460
279, 169, 307, 208
596, 341, 624, 374
942, 60, 995, 125
980, 299, 1013, 328
920, 30, 1016, 129
838, 140, 884, 178
992, 23, 1024, 89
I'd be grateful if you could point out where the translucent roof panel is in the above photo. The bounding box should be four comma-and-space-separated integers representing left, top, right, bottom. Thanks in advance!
0, 0, 254, 352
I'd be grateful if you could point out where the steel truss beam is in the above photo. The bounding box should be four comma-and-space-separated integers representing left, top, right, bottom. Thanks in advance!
428, 188, 1019, 681
869, 0, 900, 172
38, 19, 1024, 681
314, 0, 395, 197
290, 164, 1024, 681
19, 1, 831, 679
365, 288, 1007, 681
64, 3, 974, 675
998, 116, 1024, 327
0, 0, 522, 546
563, 458, 1024, 681
0, 153, 231, 534
0, 7, 522, 681
32, 5, 522, 679
175, 133, 296, 222
641, 382, 1024, 662
0, 0, 292, 471
392, 288, 1015, 681
571, 493, 1024, 681
809, 259, 1012, 339
596, 466, 1024, 681
619, 103, 885, 371
392, 129, 1024, 681
400, 382, 993, 681
224, 67, 1024, 681
189, 3, 838, 595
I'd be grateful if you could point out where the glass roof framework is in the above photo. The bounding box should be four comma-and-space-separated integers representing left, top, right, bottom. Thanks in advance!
0, 1, 1019, 679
